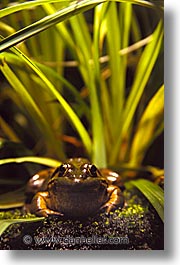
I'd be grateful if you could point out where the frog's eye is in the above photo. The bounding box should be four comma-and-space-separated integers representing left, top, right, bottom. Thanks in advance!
89, 165, 98, 177
58, 164, 67, 176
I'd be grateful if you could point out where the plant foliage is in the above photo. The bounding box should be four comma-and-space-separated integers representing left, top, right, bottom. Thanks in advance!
0, 0, 164, 224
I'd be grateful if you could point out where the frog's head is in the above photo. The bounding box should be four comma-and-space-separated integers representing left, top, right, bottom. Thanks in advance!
46, 158, 109, 218
48, 158, 107, 191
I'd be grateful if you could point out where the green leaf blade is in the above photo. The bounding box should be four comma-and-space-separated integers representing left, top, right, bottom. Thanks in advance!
130, 85, 164, 165
0, 218, 44, 236
122, 19, 164, 134
128, 179, 164, 222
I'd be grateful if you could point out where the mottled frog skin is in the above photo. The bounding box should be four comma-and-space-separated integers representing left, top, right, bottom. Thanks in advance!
25, 158, 124, 218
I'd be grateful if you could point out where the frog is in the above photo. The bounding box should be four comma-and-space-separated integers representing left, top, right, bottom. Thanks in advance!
25, 158, 124, 218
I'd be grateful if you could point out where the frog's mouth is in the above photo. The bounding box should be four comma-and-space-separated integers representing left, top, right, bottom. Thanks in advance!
56, 177, 107, 191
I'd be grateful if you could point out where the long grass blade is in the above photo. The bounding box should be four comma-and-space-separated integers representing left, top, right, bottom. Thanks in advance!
130, 85, 164, 165
0, 51, 90, 119
0, 1, 98, 53
0, 0, 162, 53
0, 218, 44, 236
123, 20, 163, 134
0, 59, 64, 158
0, 156, 61, 167
106, 2, 132, 149
128, 179, 164, 222
0, 0, 160, 20
4, 46, 92, 155
110, 19, 163, 164
0, 0, 70, 19
69, 11, 107, 167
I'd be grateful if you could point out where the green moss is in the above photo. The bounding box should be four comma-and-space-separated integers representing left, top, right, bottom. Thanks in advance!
0, 209, 36, 220
119, 204, 147, 217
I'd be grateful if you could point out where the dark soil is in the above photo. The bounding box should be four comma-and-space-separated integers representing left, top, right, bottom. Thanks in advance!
0, 189, 164, 250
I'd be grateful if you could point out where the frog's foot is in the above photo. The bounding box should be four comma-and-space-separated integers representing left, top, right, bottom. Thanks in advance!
101, 185, 124, 215
29, 191, 64, 217
36, 208, 63, 218
100, 201, 122, 216
100, 203, 115, 216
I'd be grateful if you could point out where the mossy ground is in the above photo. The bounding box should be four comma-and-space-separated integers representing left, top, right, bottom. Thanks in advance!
0, 189, 164, 250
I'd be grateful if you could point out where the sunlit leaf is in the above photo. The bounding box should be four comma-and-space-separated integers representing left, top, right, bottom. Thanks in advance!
130, 85, 164, 165
0, 156, 61, 168
127, 179, 164, 222
0, 217, 44, 236
0, 0, 70, 19
122, 20, 163, 134
0, 0, 162, 53
0, 0, 164, 168
0, 59, 65, 158
110, 19, 163, 163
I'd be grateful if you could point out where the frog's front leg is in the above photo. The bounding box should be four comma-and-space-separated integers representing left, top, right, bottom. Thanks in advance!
102, 185, 124, 215
30, 192, 63, 217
